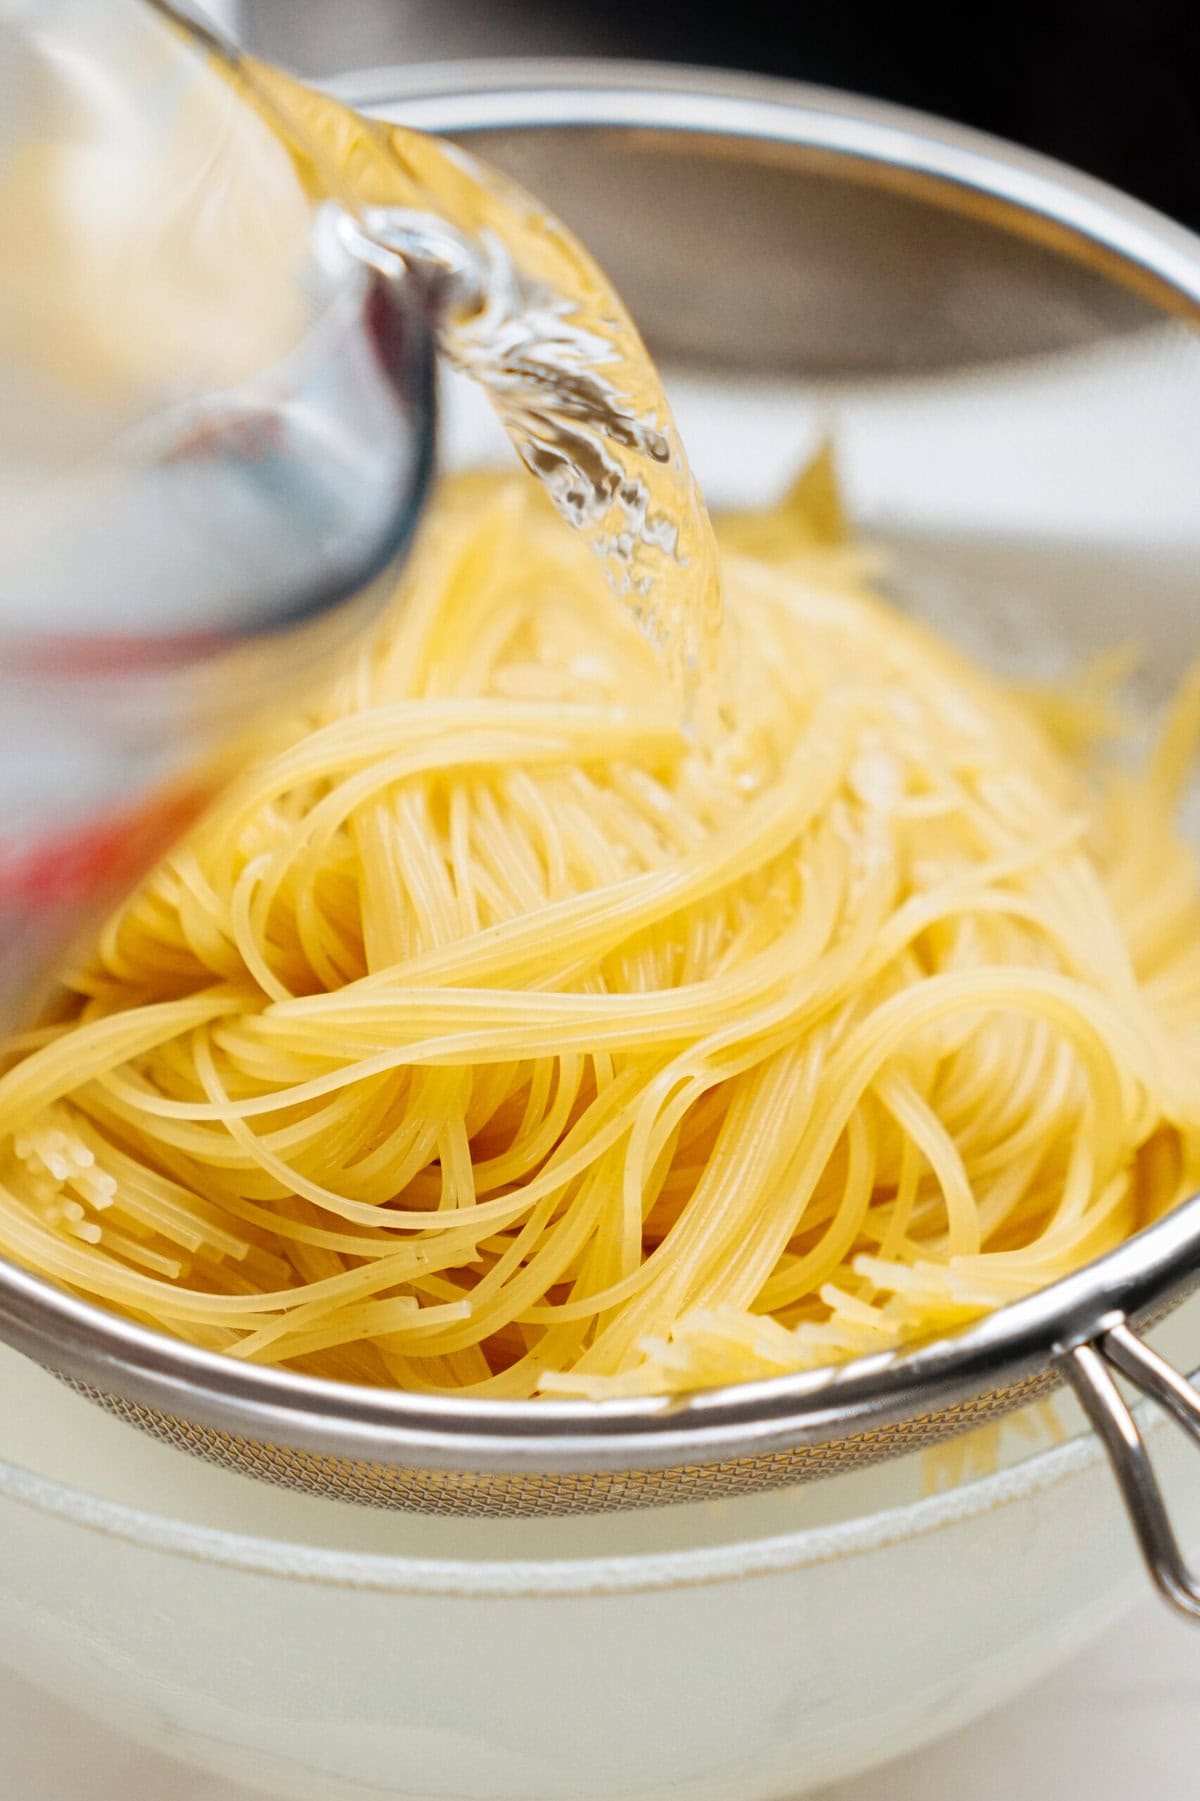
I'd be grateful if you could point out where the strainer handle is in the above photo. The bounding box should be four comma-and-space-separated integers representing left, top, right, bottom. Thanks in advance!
1063, 1322, 1200, 1622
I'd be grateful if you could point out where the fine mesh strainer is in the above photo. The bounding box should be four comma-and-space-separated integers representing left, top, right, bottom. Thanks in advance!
4, 65, 1200, 1619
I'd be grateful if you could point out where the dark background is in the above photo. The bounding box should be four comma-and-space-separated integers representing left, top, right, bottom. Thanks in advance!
235, 0, 1200, 230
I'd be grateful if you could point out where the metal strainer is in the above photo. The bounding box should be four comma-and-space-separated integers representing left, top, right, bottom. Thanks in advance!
3, 66, 1200, 1618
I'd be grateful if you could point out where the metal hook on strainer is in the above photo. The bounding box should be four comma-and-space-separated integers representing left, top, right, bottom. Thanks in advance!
1066, 1325, 1200, 1620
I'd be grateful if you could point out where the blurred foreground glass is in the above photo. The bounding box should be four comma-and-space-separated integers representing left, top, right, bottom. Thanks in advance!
0, 0, 436, 1020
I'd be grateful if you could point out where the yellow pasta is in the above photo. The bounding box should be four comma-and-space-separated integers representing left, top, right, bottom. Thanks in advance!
0, 460, 1197, 1399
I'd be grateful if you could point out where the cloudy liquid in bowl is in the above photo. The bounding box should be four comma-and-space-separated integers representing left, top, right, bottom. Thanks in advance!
234, 57, 723, 705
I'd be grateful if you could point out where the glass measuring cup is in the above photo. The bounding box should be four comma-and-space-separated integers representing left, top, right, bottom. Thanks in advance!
0, 0, 437, 1019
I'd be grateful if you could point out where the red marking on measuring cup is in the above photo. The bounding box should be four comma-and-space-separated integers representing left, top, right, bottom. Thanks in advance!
1, 632, 228, 677
0, 783, 210, 913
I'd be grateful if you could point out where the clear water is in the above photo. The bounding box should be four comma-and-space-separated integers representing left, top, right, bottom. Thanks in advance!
233, 55, 723, 704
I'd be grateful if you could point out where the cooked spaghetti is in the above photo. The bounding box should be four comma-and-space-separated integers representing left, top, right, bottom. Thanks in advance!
0, 460, 1197, 1398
